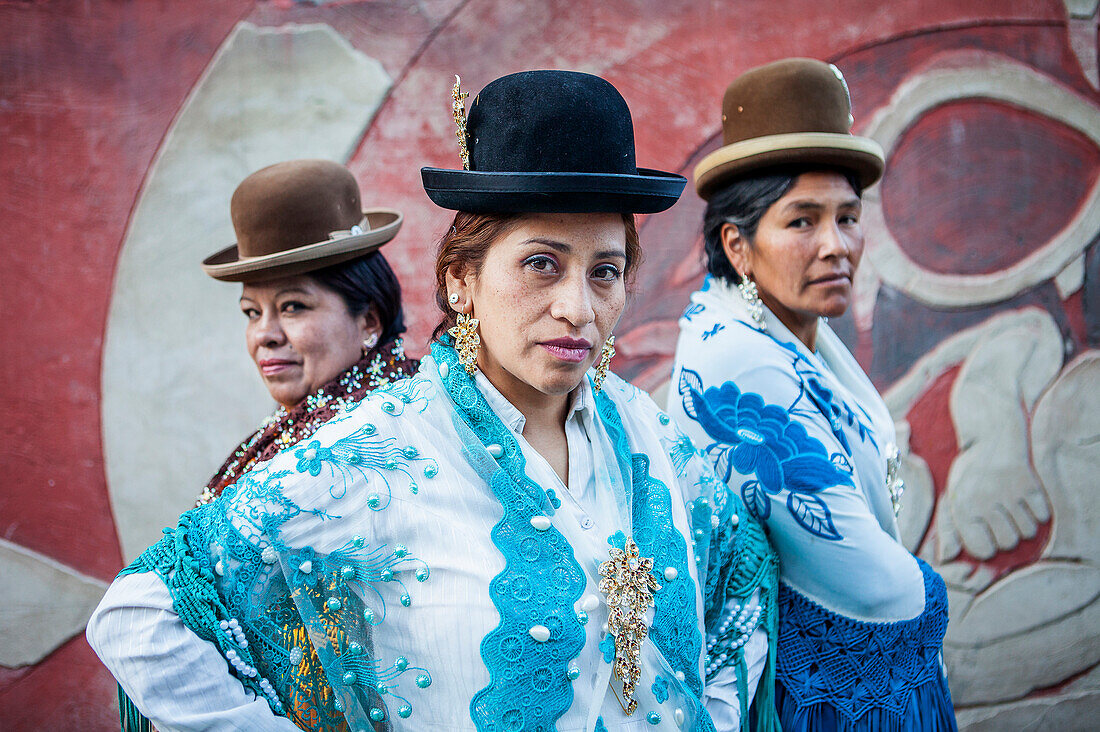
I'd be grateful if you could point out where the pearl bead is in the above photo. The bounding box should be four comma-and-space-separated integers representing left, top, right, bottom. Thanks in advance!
369, 707, 385, 722
528, 625, 551, 642
581, 594, 600, 612
415, 673, 432, 688
675, 670, 685, 682
647, 712, 662, 724
342, 671, 357, 685
530, 516, 551, 531
398, 704, 412, 718
326, 597, 342, 611
341, 565, 356, 580
730, 514, 739, 527
394, 656, 408, 671
567, 666, 580, 680
674, 708, 685, 726
664, 567, 678, 581
438, 361, 450, 379
487, 443, 504, 458
298, 560, 313, 574
416, 567, 430, 582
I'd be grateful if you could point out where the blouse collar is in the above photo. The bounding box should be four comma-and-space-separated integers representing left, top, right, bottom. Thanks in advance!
473, 369, 594, 436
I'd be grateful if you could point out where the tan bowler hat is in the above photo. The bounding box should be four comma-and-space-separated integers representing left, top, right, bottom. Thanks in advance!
202, 159, 402, 283
693, 58, 885, 200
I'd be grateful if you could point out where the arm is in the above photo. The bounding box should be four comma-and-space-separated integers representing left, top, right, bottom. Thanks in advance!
87, 571, 302, 732
674, 362, 924, 622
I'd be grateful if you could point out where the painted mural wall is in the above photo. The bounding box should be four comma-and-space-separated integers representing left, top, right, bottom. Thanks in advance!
1, 1, 1097, 728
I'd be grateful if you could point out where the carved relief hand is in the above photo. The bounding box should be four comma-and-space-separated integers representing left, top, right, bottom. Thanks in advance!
936, 315, 1061, 562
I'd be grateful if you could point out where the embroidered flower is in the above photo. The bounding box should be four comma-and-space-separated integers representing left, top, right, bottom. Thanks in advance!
289, 547, 319, 585
600, 633, 616, 663
678, 368, 849, 540
651, 674, 670, 703
294, 440, 329, 476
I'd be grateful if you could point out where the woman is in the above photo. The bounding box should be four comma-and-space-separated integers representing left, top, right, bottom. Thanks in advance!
88, 71, 779, 731
196, 159, 418, 504
669, 59, 956, 730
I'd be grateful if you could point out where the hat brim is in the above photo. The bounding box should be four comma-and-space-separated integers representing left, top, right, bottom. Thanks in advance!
693, 132, 885, 200
202, 209, 402, 283
420, 168, 687, 214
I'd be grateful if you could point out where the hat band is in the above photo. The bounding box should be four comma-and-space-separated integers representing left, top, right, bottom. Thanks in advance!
694, 132, 885, 187
327, 215, 372, 242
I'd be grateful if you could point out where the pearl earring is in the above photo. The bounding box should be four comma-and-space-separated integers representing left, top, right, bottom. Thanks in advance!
448, 293, 460, 305
737, 274, 766, 330
361, 331, 380, 356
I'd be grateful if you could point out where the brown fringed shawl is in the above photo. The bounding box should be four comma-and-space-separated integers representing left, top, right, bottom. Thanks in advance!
197, 339, 418, 504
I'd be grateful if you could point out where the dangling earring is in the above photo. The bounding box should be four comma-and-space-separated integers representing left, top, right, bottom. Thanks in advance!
361, 331, 380, 356
737, 274, 766, 330
592, 334, 615, 393
448, 312, 480, 375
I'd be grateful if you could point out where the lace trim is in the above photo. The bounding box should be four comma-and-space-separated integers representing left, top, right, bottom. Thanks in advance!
431, 341, 587, 731
775, 558, 951, 725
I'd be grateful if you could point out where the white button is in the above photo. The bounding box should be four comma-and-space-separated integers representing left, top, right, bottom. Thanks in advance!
579, 516, 594, 530
528, 625, 550, 642
530, 516, 551, 531
581, 594, 600, 612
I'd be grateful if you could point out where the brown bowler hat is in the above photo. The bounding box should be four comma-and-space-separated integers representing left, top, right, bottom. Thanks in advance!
202, 159, 402, 282
693, 58, 885, 200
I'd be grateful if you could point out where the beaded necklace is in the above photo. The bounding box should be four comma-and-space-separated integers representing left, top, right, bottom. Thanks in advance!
197, 339, 418, 505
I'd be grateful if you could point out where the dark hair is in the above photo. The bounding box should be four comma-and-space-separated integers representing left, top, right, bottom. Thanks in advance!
431, 211, 640, 340
702, 167, 862, 284
310, 251, 406, 344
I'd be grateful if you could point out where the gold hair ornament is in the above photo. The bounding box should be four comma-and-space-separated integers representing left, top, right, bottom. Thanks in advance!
452, 74, 471, 170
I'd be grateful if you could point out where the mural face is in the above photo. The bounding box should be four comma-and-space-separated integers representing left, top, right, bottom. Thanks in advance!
1, 1, 1097, 729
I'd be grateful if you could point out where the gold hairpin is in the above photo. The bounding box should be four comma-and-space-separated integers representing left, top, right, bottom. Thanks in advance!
451, 74, 471, 170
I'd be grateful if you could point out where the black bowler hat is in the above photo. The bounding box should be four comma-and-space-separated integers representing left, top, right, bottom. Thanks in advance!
421, 70, 686, 214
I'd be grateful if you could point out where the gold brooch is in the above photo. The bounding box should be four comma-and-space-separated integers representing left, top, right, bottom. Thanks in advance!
598, 537, 660, 715
451, 74, 471, 170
